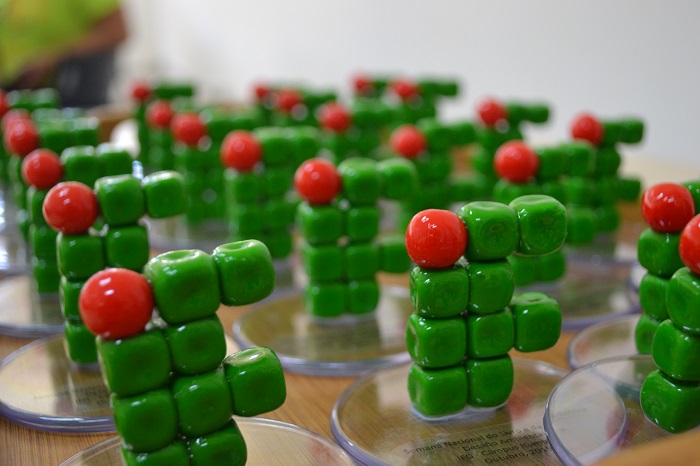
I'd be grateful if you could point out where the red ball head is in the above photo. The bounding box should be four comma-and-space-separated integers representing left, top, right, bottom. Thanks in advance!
353, 75, 374, 96
641, 183, 696, 233
494, 141, 540, 183
43, 182, 99, 234
276, 89, 303, 113
130, 81, 152, 103
390, 79, 420, 101
79, 268, 154, 339
476, 97, 508, 128
22, 149, 63, 189
680, 214, 700, 275
406, 209, 468, 269
253, 82, 271, 102
318, 102, 352, 133
220, 130, 262, 172
390, 125, 427, 159
146, 100, 174, 129
4, 118, 39, 157
294, 158, 342, 205
171, 112, 207, 147
1, 109, 31, 131
571, 113, 604, 146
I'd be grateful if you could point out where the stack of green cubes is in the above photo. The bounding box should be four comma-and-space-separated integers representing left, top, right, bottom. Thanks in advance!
392, 77, 460, 125
297, 157, 418, 318
406, 195, 566, 417
269, 87, 337, 128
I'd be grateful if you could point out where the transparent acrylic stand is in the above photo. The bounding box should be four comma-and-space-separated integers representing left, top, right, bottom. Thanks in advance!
0, 275, 64, 337
60, 417, 355, 466
233, 286, 414, 376
331, 358, 567, 465
146, 216, 230, 252
544, 355, 680, 465
567, 315, 640, 369
0, 333, 238, 432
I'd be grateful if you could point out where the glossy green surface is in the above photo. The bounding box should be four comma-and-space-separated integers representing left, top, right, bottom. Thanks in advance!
104, 224, 149, 272
258, 232, 293, 259
595, 204, 621, 233
667, 267, 700, 334
683, 180, 700, 215
410, 265, 469, 319
256, 127, 290, 167
508, 254, 537, 287
564, 177, 594, 205
635, 313, 662, 355
343, 243, 379, 280
538, 249, 567, 282
377, 157, 419, 200
652, 320, 700, 382
187, 421, 247, 466
64, 321, 97, 363
262, 167, 292, 199
228, 204, 262, 236
466, 310, 514, 358
95, 175, 145, 227
96, 144, 133, 177
466, 356, 514, 408
415, 153, 452, 183
639, 273, 670, 322
305, 282, 346, 318
164, 316, 226, 376
593, 147, 621, 177
466, 260, 514, 315
296, 203, 343, 246
301, 244, 342, 282
29, 224, 57, 260
641, 369, 700, 433
492, 180, 537, 206
637, 228, 683, 278
347, 279, 380, 314
535, 147, 566, 181
338, 157, 381, 206
417, 118, 453, 152
112, 388, 178, 453
145, 250, 220, 324
509, 194, 567, 256
59, 277, 84, 322
262, 199, 295, 232
122, 442, 190, 466
212, 240, 274, 306
345, 206, 379, 242
224, 170, 261, 203
142, 171, 188, 219
458, 201, 519, 261
377, 234, 411, 273
406, 314, 467, 368
510, 292, 561, 352
224, 347, 286, 417
57, 233, 105, 280
60, 146, 100, 187
26, 187, 47, 225
408, 363, 467, 416
172, 368, 233, 437
31, 258, 60, 293
564, 206, 597, 245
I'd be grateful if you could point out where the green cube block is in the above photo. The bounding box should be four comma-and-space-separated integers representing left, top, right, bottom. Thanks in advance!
639, 273, 670, 322
172, 368, 233, 437
32, 258, 60, 293
635, 313, 662, 355
410, 265, 469, 318
145, 250, 221, 324
449, 174, 490, 203
510, 292, 562, 352
228, 204, 263, 237
417, 118, 453, 152
457, 201, 519, 261
104, 224, 150, 272
407, 314, 467, 368
296, 203, 343, 246
164, 316, 226, 375
255, 128, 290, 167
225, 170, 261, 203
347, 280, 380, 315
619, 177, 642, 202
637, 228, 683, 278
447, 121, 476, 145
64, 321, 98, 363
595, 204, 620, 233
287, 126, 321, 165
122, 442, 190, 466
378, 234, 411, 273
509, 195, 567, 256
305, 282, 346, 318
30, 224, 57, 260
38, 125, 69, 154
97, 330, 171, 397
338, 157, 381, 206
408, 363, 467, 417
261, 232, 293, 259
593, 147, 621, 177
262, 199, 295, 232
414, 153, 452, 183
467, 260, 514, 315
540, 181, 566, 204
95, 175, 145, 226
262, 167, 292, 198
142, 171, 188, 219
667, 267, 700, 334
345, 206, 379, 242
212, 240, 275, 306
343, 243, 379, 280
539, 250, 566, 282
26, 187, 48, 225
564, 177, 594, 205
97, 144, 134, 177
113, 389, 178, 453
61, 146, 100, 186
466, 310, 514, 358
508, 254, 537, 287
641, 370, 700, 433
57, 233, 105, 280
535, 147, 566, 181
565, 206, 597, 245
60, 277, 84, 322
301, 243, 342, 282
377, 158, 419, 200
492, 180, 538, 206
187, 421, 247, 466
224, 347, 286, 416
652, 320, 700, 382
466, 356, 514, 408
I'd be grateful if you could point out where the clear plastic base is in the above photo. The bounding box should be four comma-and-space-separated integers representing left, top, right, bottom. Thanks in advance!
568, 315, 639, 369
331, 358, 567, 465
564, 233, 637, 266
232, 287, 414, 376
544, 355, 675, 465
0, 333, 239, 432
0, 275, 64, 337
146, 216, 230, 252
0, 227, 29, 275
60, 417, 355, 465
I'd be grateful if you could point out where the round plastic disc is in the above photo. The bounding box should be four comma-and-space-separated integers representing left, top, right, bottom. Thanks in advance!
60, 417, 355, 465
544, 355, 675, 465
0, 275, 63, 337
331, 358, 567, 465
233, 287, 413, 376
568, 315, 640, 369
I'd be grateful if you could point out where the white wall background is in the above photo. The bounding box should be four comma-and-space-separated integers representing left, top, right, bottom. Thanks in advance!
113, 0, 700, 174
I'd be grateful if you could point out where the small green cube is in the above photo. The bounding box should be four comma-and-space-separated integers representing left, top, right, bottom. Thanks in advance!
508, 254, 538, 287
29, 224, 57, 260
187, 421, 247, 466
510, 292, 562, 352
377, 158, 418, 200
535, 147, 566, 181
301, 243, 342, 282
104, 224, 150, 272
305, 282, 346, 318
538, 250, 566, 282
61, 146, 100, 187
345, 206, 379, 242
492, 180, 538, 206
164, 316, 226, 375
639, 273, 670, 322
509, 195, 567, 256
635, 313, 662, 355
407, 314, 467, 368
467, 260, 514, 314
595, 205, 620, 233
60, 277, 84, 322
212, 240, 275, 306
457, 201, 519, 261
641, 369, 700, 433
296, 203, 343, 246
32, 258, 60, 293
410, 265, 469, 318
343, 243, 379, 280
377, 234, 411, 273
338, 157, 381, 206
224, 347, 286, 416
637, 228, 683, 278
112, 388, 178, 453
408, 363, 467, 417
564, 177, 594, 205
667, 267, 700, 334
466, 310, 514, 358
97, 144, 134, 177
172, 368, 233, 437
565, 206, 597, 245
142, 171, 188, 219
593, 147, 621, 177
57, 233, 105, 280
466, 356, 514, 408
652, 320, 700, 382
95, 175, 145, 226
64, 321, 98, 363
224, 170, 261, 203
26, 187, 48, 225
228, 204, 263, 237
347, 280, 380, 315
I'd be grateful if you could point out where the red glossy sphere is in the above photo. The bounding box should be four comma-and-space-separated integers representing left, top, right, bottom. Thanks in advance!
494, 141, 540, 183
43, 182, 99, 234
390, 125, 427, 159
171, 112, 207, 146
0, 91, 8, 119
1, 109, 30, 131
406, 209, 468, 269
318, 102, 352, 133
353, 75, 374, 96
220, 131, 262, 172
390, 79, 419, 101
276, 89, 303, 113
571, 113, 604, 146
253, 82, 270, 101
641, 183, 695, 233
22, 149, 63, 189
4, 119, 39, 156
79, 268, 154, 339
130, 81, 151, 103
680, 214, 700, 275
146, 100, 174, 129
294, 158, 342, 205
477, 98, 508, 127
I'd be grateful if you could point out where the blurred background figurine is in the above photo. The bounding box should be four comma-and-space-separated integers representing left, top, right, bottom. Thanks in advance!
0, 0, 127, 108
